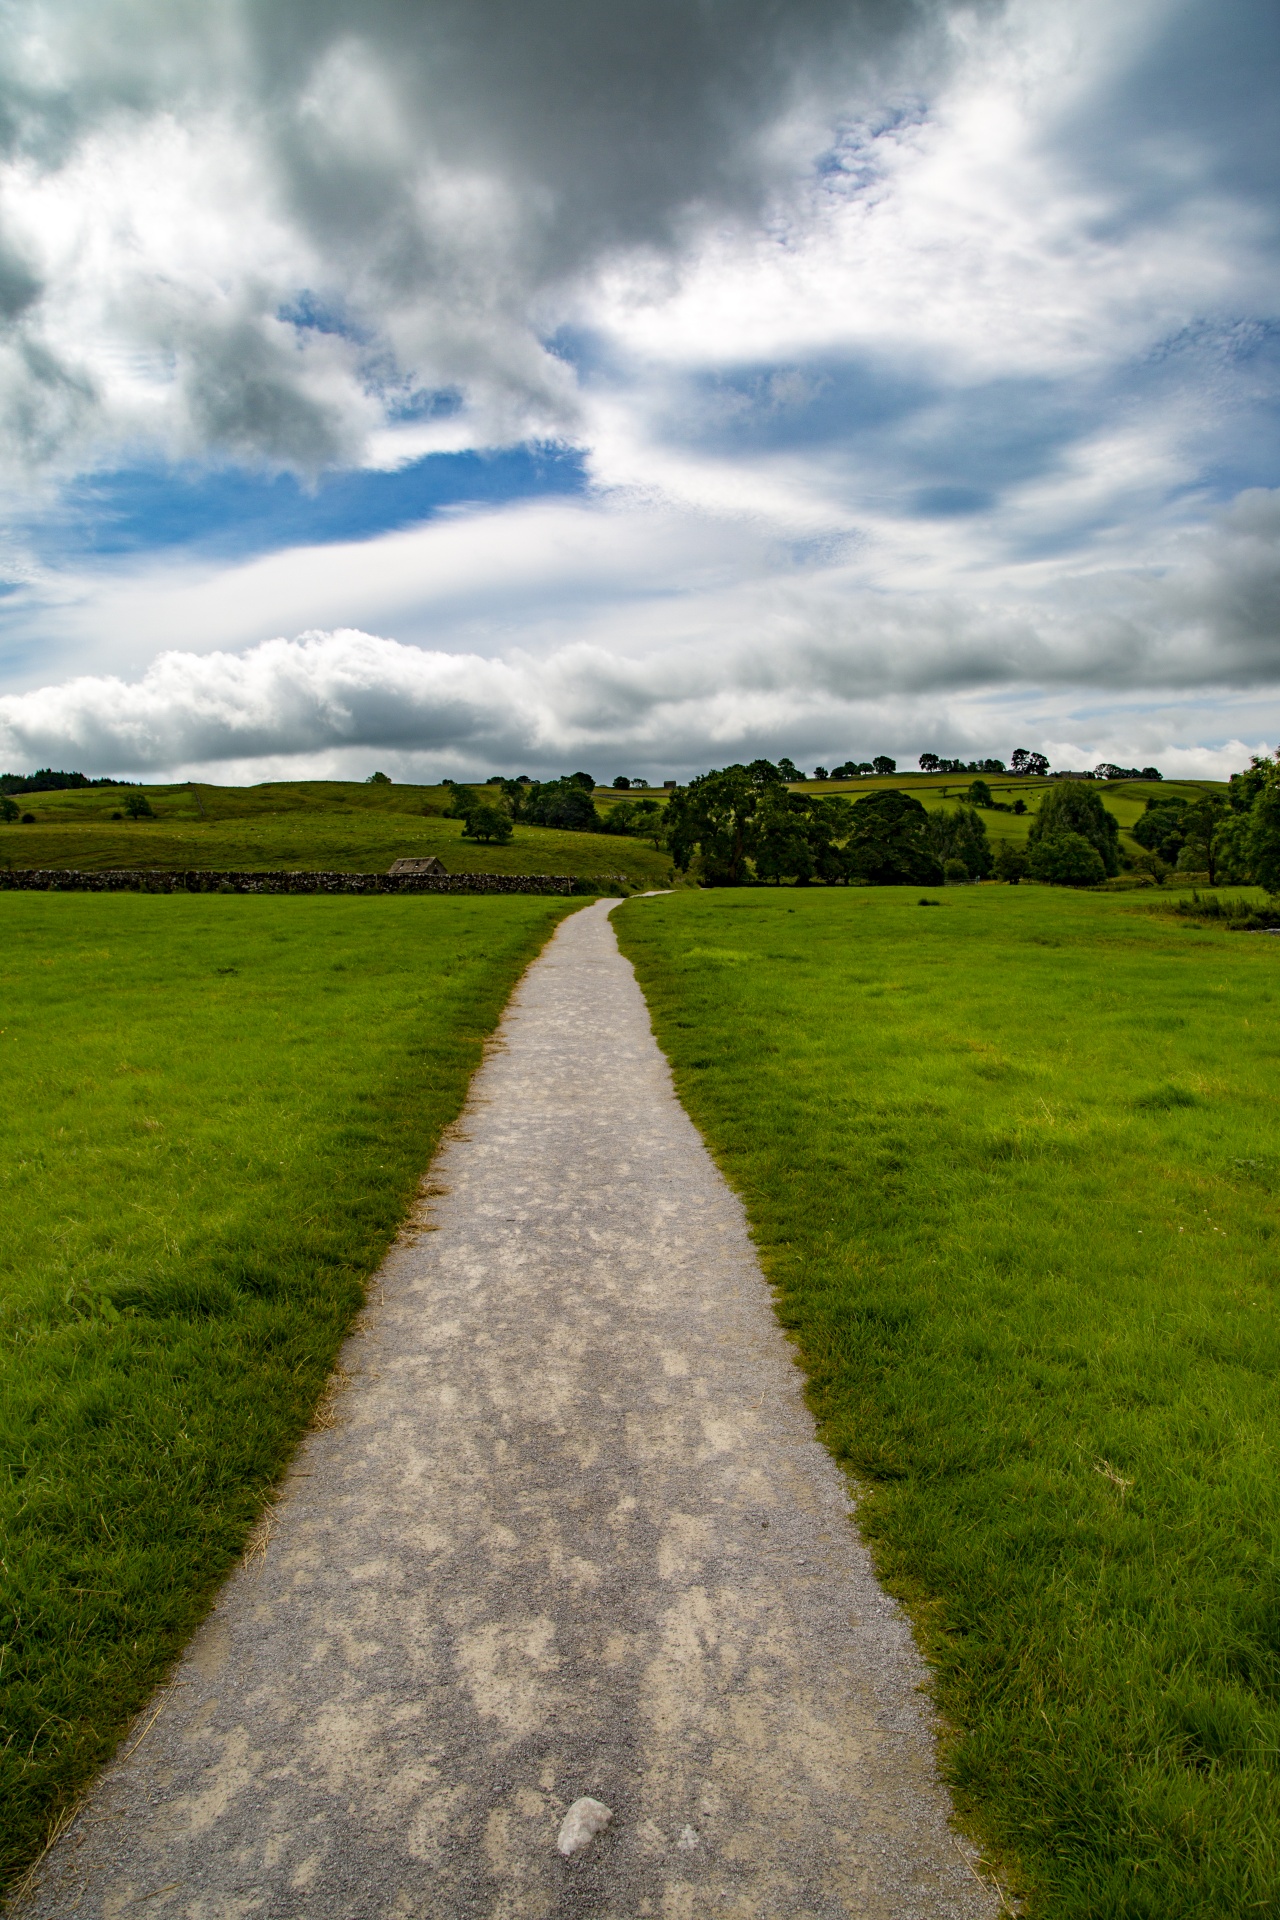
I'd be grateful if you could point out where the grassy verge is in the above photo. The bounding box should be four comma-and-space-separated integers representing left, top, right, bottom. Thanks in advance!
615, 885, 1280, 1918
0, 891, 575, 1890
0, 780, 675, 887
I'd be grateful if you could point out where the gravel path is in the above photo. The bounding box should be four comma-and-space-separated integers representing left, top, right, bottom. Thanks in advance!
20, 899, 995, 1920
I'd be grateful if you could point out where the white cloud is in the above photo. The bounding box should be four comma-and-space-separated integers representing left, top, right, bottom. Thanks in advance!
0, 0, 1278, 773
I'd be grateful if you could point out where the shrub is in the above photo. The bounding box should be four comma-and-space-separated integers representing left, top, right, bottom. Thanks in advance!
944, 857, 970, 884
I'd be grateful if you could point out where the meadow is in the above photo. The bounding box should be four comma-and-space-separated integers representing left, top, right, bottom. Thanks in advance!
0, 890, 574, 1891
615, 885, 1280, 1919
0, 778, 675, 888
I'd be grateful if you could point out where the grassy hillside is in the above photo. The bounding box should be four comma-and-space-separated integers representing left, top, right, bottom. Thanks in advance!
617, 885, 1280, 1919
0, 779, 675, 887
0, 891, 575, 1892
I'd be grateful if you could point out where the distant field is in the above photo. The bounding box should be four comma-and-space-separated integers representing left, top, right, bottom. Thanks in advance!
0, 891, 575, 1891
0, 779, 675, 887
617, 886, 1280, 1919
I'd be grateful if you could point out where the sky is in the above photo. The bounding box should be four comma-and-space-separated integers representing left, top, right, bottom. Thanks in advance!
0, 0, 1277, 785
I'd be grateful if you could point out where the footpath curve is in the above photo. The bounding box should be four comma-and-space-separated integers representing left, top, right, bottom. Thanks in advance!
21, 898, 995, 1920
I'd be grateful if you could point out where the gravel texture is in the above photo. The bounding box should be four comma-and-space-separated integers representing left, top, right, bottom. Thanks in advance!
19, 898, 996, 1920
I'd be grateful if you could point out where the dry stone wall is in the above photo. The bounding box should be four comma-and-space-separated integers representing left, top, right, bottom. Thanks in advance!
0, 869, 578, 895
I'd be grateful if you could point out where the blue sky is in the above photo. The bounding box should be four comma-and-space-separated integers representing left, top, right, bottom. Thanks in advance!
0, 0, 1277, 783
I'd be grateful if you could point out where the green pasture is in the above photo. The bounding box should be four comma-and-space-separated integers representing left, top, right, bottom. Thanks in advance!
0, 891, 574, 1890
616, 885, 1280, 1918
0, 779, 674, 887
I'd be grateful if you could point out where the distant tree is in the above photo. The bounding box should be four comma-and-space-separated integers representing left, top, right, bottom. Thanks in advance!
1011, 749, 1050, 777
366, 770, 391, 784
967, 778, 993, 807
568, 771, 596, 791
123, 793, 155, 819
612, 775, 631, 788
1177, 794, 1227, 883
813, 766, 830, 782
522, 778, 601, 832
993, 842, 1027, 883
460, 803, 513, 844
918, 753, 941, 772
755, 788, 817, 884
1010, 748, 1030, 773
1247, 758, 1280, 892
844, 790, 944, 886
776, 757, 802, 782
0, 797, 17, 822
1132, 798, 1189, 865
1028, 781, 1119, 874
943, 857, 969, 883
666, 762, 780, 884
604, 797, 663, 843
981, 759, 1007, 774
927, 804, 993, 877
1227, 755, 1271, 819
872, 755, 897, 776
1012, 797, 1027, 815
1027, 832, 1106, 886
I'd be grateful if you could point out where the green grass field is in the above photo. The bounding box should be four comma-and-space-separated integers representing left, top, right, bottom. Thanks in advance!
615, 886, 1280, 1918
0, 891, 575, 1891
0, 779, 675, 887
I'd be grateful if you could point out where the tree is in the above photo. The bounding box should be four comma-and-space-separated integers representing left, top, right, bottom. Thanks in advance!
994, 842, 1027, 883
123, 793, 155, 819
1248, 760, 1280, 893
872, 755, 897, 776
1027, 832, 1106, 886
612, 775, 631, 789
1132, 798, 1188, 865
1178, 794, 1227, 883
605, 797, 663, 843
366, 770, 391, 784
521, 778, 601, 832
918, 753, 941, 772
776, 757, 802, 782
0, 797, 17, 822
754, 788, 817, 884
813, 766, 830, 782
844, 790, 944, 886
1011, 748, 1049, 777
666, 762, 779, 884
926, 804, 993, 878
1012, 798, 1027, 815
568, 771, 596, 791
1028, 781, 1119, 874
460, 804, 513, 844
967, 778, 993, 807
